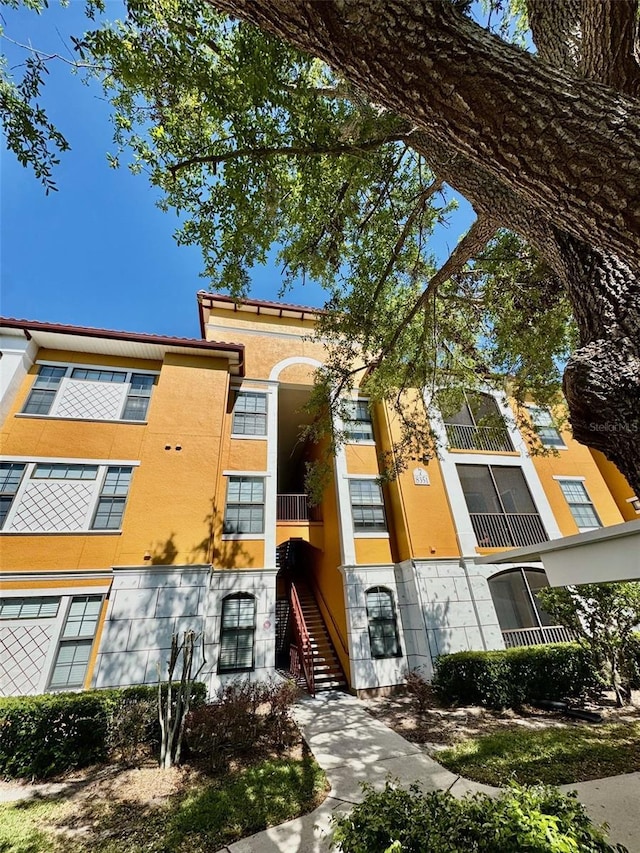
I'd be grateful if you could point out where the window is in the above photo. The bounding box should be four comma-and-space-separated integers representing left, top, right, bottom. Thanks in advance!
232, 391, 267, 436
223, 476, 265, 534
440, 390, 513, 452
344, 400, 374, 442
457, 464, 547, 547
21, 363, 156, 422
349, 480, 387, 531
627, 496, 640, 514
22, 366, 66, 415
529, 406, 564, 447
70, 368, 126, 383
92, 467, 133, 530
48, 595, 103, 690
0, 596, 59, 619
123, 374, 155, 421
218, 594, 256, 672
366, 587, 401, 658
0, 463, 26, 529
1, 461, 134, 533
489, 569, 553, 632
558, 480, 601, 531
33, 464, 98, 480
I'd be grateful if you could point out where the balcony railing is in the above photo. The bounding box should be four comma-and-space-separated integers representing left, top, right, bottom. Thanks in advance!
470, 512, 548, 548
502, 625, 576, 648
444, 423, 514, 453
277, 494, 322, 522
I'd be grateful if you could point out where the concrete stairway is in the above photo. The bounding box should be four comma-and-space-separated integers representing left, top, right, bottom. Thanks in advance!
294, 582, 348, 693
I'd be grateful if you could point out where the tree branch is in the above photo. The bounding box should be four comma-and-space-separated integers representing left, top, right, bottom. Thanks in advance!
375, 215, 499, 365
367, 177, 443, 313
526, 0, 581, 73
167, 134, 408, 176
581, 0, 640, 97
205, 0, 640, 271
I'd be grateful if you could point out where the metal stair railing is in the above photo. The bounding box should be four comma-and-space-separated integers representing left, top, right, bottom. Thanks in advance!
289, 581, 315, 697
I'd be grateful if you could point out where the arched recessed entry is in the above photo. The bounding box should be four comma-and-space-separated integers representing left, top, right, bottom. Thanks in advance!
488, 567, 573, 648
270, 357, 324, 510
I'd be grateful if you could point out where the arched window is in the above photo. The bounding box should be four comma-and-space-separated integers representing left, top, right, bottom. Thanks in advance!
366, 587, 401, 659
488, 568, 565, 647
218, 593, 256, 673
440, 390, 513, 452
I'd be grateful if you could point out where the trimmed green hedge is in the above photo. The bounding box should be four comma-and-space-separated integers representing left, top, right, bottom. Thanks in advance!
332, 780, 627, 853
0, 683, 206, 779
432, 643, 598, 709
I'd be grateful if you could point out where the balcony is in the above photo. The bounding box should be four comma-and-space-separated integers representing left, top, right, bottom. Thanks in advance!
502, 625, 576, 648
444, 422, 514, 453
277, 494, 322, 522
470, 512, 548, 548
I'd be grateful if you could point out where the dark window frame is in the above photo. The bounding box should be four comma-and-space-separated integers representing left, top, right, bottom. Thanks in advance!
218, 593, 256, 673
366, 586, 402, 659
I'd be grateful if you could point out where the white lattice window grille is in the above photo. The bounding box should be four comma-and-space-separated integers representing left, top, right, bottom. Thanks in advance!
218, 594, 256, 673
1, 461, 134, 533
0, 463, 26, 529
232, 391, 267, 436
0, 596, 60, 619
366, 587, 401, 659
22, 363, 157, 422
529, 406, 564, 448
48, 595, 103, 690
349, 480, 387, 531
558, 480, 602, 531
223, 476, 265, 534
344, 400, 374, 442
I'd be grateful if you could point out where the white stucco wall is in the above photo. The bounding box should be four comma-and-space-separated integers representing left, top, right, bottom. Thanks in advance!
410, 558, 505, 660
93, 565, 278, 697
340, 564, 409, 692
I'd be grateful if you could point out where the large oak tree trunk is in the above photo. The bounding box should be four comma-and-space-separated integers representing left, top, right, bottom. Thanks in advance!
560, 238, 640, 493
206, 0, 640, 494
207, 0, 640, 270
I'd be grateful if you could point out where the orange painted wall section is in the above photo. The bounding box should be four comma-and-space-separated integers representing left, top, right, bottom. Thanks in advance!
531, 441, 624, 535
1, 350, 233, 572
354, 537, 392, 564
590, 450, 638, 521
377, 402, 460, 561
227, 438, 268, 472
344, 443, 379, 475
204, 309, 326, 380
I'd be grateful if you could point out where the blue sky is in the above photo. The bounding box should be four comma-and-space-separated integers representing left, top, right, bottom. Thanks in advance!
1, 1, 473, 340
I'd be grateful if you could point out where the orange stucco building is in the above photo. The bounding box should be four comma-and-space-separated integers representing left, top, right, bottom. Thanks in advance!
1, 294, 637, 697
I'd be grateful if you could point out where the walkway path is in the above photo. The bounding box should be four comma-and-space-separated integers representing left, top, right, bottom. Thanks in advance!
1, 691, 636, 851
224, 691, 640, 853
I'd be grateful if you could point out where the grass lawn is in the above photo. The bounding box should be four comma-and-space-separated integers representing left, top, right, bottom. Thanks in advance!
0, 756, 327, 853
438, 720, 640, 786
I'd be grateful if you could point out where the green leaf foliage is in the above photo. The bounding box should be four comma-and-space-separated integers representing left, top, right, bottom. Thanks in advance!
3, 0, 579, 473
331, 780, 628, 853
431, 643, 599, 710
538, 585, 640, 705
0, 683, 206, 779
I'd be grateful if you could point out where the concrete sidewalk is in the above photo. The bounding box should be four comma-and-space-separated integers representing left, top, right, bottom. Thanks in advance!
224, 691, 640, 853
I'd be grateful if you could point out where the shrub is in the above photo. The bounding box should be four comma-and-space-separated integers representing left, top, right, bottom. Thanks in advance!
404, 669, 434, 713
331, 780, 628, 853
432, 643, 597, 709
0, 692, 115, 779
0, 682, 207, 780
185, 679, 298, 771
